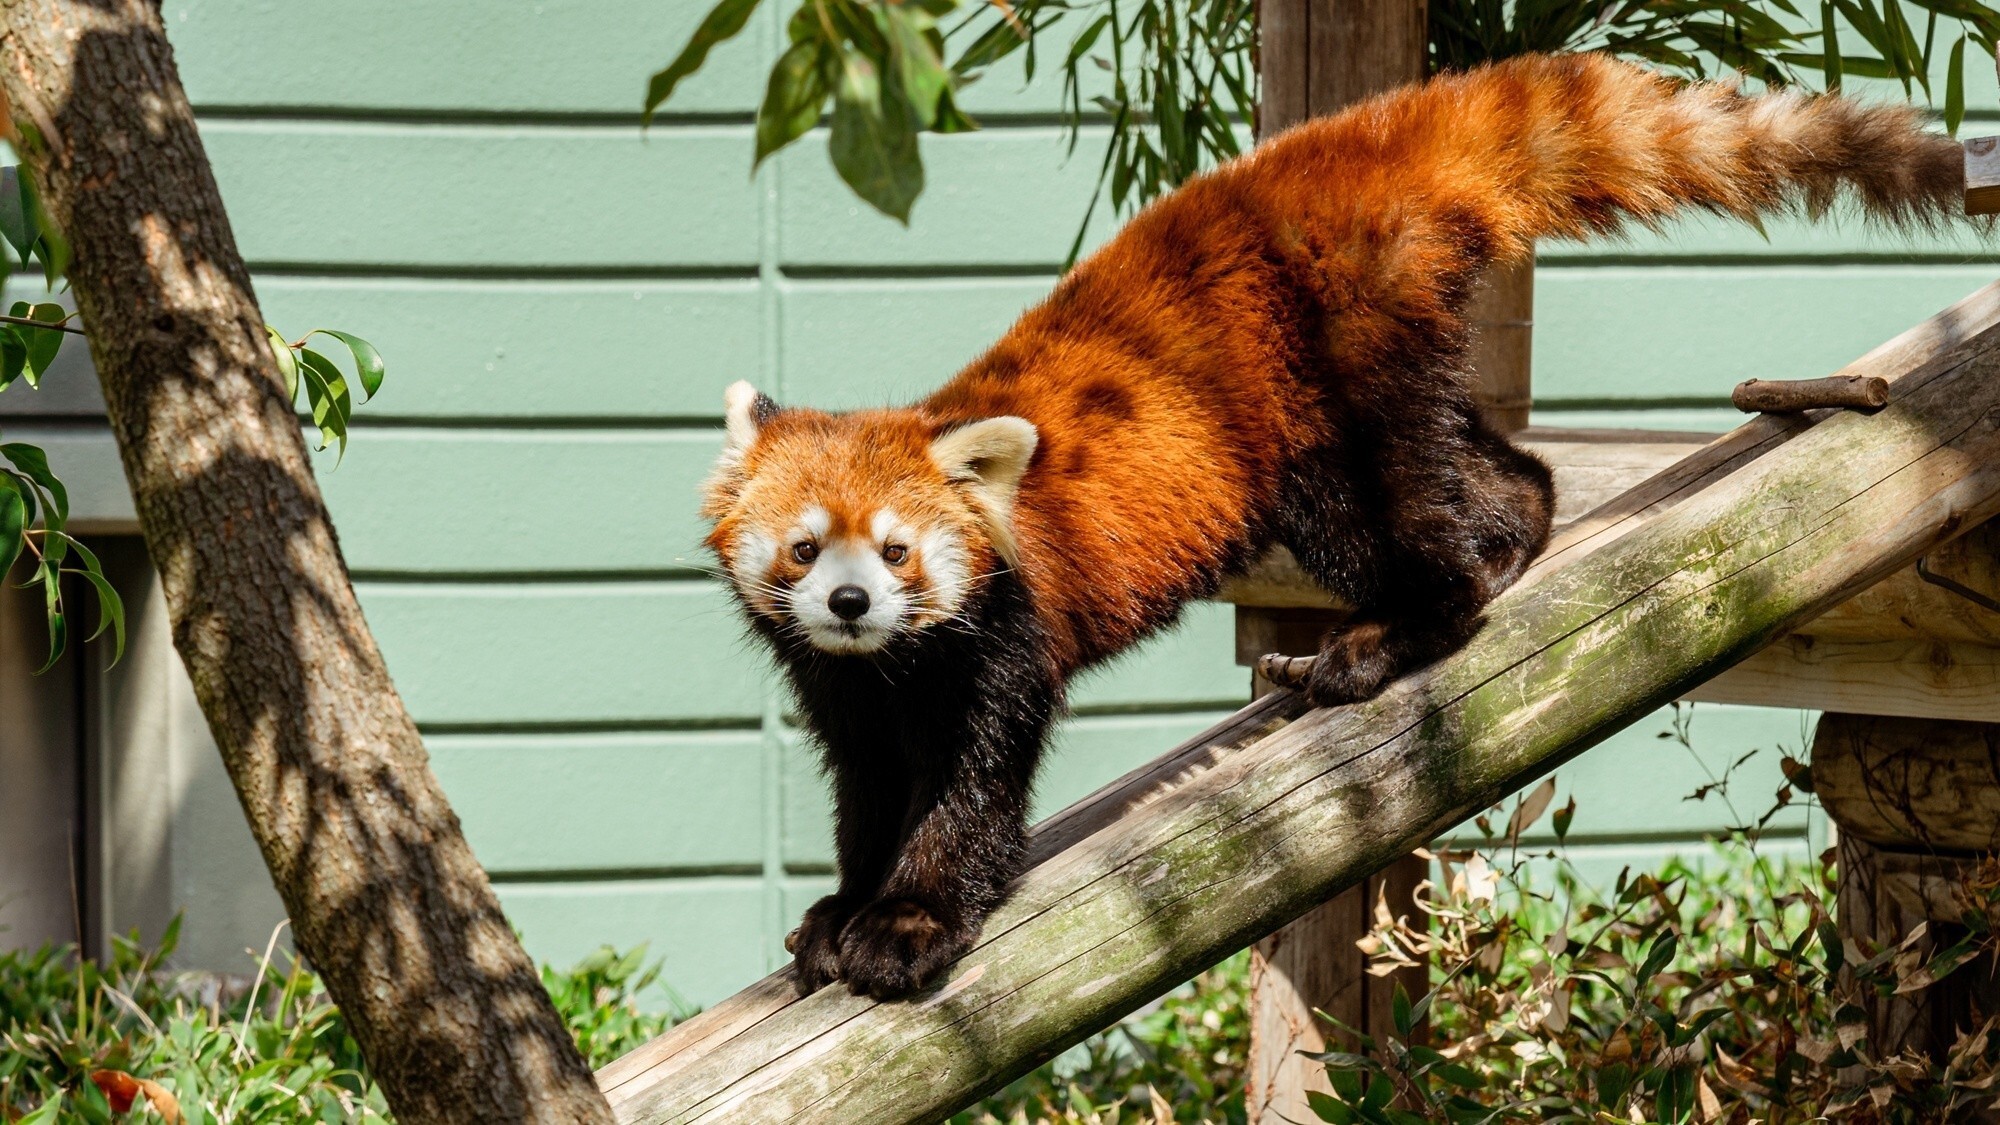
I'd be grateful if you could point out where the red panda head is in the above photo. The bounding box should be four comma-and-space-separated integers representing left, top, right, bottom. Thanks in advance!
701, 381, 1038, 655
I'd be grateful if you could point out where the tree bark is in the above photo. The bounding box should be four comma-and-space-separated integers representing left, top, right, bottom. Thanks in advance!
0, 5, 613, 1121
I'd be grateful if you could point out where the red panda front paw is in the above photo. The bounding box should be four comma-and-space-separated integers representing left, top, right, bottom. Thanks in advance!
787, 893, 865, 995
836, 897, 978, 1000
1305, 621, 1398, 706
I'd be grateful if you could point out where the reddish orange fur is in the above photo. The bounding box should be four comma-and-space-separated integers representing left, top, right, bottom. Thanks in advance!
704, 52, 1973, 999
710, 52, 1966, 677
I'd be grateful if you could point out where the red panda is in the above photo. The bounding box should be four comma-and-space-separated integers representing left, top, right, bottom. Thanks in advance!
701, 52, 1969, 999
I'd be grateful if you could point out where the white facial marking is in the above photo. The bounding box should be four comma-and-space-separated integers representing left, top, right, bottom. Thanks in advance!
730, 530, 778, 602
917, 527, 969, 618
870, 509, 900, 542
799, 505, 832, 539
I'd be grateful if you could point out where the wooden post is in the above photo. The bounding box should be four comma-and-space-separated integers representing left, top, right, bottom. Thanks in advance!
1236, 609, 1428, 1122
1468, 259, 1534, 431
1249, 4, 1433, 1119
1812, 713, 2000, 1059
1243, 4, 1542, 1117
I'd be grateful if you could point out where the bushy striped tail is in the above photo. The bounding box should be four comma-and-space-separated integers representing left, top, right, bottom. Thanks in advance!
1236, 52, 1973, 371
1466, 52, 1963, 252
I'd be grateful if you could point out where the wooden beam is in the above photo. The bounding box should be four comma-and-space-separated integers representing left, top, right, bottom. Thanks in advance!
1218, 428, 1714, 610
1732, 375, 1889, 414
1964, 135, 2000, 215
1685, 637, 2000, 721
1814, 713, 2000, 1061
1812, 713, 2000, 850
598, 284, 2000, 1125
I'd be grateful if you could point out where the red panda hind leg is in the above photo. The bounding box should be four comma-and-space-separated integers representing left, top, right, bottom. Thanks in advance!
1276, 405, 1554, 705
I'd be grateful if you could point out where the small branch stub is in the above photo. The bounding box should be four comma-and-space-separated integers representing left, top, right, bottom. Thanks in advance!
1732, 375, 1889, 414
1966, 135, 2000, 215
1255, 652, 1314, 689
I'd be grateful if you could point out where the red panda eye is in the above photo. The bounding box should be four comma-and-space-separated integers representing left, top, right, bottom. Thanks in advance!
792, 541, 818, 564
883, 544, 908, 566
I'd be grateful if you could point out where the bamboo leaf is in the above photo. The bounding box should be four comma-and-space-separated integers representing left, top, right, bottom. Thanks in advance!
756, 38, 833, 167
1948, 34, 1968, 133
644, 0, 767, 121
828, 50, 924, 223
266, 325, 299, 401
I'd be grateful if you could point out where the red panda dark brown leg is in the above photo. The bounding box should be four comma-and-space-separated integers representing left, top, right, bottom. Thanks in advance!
834, 664, 1054, 999
1278, 406, 1553, 706
786, 751, 912, 994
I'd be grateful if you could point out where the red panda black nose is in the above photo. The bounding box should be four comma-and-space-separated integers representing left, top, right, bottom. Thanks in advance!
828, 585, 871, 621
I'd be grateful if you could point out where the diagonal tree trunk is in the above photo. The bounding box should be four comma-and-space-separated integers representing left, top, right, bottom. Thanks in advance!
0, 4, 614, 1121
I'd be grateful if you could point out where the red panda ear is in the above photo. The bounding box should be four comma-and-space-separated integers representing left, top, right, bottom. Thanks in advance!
929, 417, 1038, 566
720, 380, 779, 466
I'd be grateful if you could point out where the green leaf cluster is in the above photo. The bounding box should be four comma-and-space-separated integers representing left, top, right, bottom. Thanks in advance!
0, 437, 125, 670
646, 0, 974, 221
0, 161, 390, 673
650, 0, 2000, 244
269, 326, 387, 462
1433, 0, 2000, 136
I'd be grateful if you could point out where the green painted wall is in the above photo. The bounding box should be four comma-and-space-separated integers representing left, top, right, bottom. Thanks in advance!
129, 1, 1998, 1005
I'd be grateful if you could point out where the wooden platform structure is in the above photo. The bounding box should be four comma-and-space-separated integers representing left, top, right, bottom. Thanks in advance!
595, 281, 2000, 1123
1222, 425, 2000, 721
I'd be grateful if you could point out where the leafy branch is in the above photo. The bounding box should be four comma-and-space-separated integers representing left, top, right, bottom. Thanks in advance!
649, 0, 2000, 245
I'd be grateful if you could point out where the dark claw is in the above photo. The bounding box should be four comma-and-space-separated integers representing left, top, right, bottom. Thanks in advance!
788, 893, 864, 996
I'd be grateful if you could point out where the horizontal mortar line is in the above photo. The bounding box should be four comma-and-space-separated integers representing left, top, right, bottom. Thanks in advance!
417, 717, 763, 737
343, 414, 725, 431
249, 261, 761, 281
1064, 700, 1249, 719
351, 568, 713, 584
1534, 396, 1733, 412
1537, 251, 2000, 267
779, 263, 1069, 281
781, 863, 836, 877
487, 864, 765, 885
190, 105, 1120, 129
194, 105, 755, 127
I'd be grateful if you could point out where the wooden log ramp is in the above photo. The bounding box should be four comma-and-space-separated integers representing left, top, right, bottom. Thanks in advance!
597, 281, 2000, 1125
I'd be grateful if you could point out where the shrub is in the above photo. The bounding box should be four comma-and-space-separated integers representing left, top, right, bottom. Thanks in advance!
0, 920, 679, 1123
1310, 818, 2000, 1123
